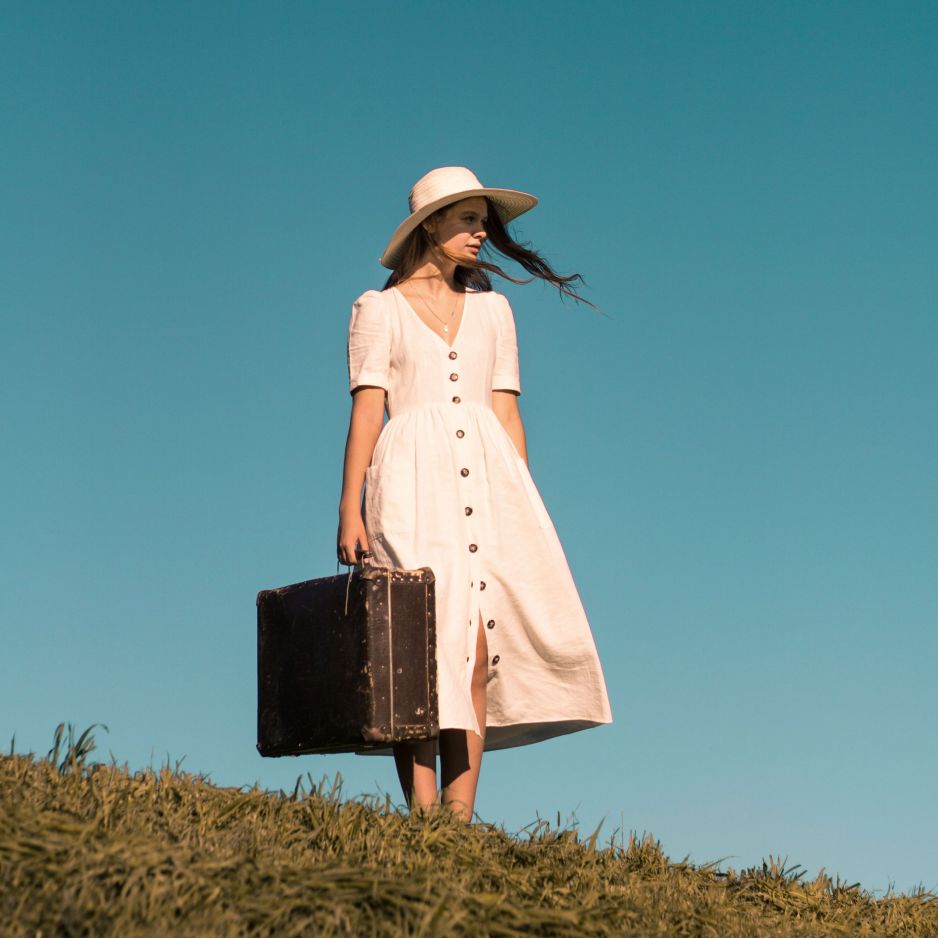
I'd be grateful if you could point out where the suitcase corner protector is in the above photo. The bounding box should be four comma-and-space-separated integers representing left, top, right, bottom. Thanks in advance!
360, 725, 389, 744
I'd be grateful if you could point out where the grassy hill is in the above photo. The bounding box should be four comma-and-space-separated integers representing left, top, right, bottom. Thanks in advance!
2, 724, 935, 937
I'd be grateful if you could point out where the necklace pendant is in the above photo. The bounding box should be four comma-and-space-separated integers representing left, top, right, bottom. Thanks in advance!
443, 325, 449, 333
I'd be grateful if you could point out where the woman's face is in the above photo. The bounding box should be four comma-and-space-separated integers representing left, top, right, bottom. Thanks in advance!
424, 196, 488, 263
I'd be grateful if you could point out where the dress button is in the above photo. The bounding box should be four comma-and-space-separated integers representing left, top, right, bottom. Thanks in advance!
487, 619, 495, 629
452, 396, 461, 404
491, 655, 500, 665
460, 467, 469, 477
456, 429, 465, 438
450, 372, 459, 381
479, 580, 486, 590
465, 506, 473, 515
469, 543, 478, 552
448, 350, 457, 360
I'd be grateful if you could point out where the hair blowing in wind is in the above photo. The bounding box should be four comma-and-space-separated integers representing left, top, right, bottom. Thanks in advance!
384, 197, 600, 311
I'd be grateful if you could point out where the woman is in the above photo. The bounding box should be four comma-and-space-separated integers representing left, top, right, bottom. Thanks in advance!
337, 166, 612, 821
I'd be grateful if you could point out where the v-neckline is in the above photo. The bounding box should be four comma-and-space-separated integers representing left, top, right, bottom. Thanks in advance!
392, 285, 468, 350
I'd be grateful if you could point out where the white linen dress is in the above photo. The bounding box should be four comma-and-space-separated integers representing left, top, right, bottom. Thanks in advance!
347, 286, 612, 753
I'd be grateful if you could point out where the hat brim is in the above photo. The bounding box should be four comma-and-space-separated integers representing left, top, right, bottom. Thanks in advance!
379, 187, 538, 270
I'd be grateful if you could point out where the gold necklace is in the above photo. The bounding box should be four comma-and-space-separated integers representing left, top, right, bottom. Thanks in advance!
415, 288, 462, 335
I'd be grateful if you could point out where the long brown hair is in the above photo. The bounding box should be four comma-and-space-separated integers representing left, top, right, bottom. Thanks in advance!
383, 197, 598, 310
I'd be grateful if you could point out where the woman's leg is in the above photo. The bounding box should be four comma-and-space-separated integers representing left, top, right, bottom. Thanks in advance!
393, 739, 437, 812
439, 611, 488, 821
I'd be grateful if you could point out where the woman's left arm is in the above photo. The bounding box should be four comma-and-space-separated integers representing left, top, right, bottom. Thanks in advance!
492, 390, 528, 465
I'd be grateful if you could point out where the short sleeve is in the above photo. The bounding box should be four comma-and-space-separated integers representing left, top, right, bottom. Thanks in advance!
491, 293, 521, 394
347, 290, 390, 394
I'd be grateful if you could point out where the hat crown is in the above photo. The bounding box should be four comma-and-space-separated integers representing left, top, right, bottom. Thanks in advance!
409, 166, 484, 214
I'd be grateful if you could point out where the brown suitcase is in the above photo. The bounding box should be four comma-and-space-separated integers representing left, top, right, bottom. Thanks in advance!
256, 563, 438, 756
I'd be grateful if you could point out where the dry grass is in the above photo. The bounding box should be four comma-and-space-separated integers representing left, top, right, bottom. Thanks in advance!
1, 724, 935, 937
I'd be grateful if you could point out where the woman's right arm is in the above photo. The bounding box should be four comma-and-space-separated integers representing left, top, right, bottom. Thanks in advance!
336, 386, 386, 564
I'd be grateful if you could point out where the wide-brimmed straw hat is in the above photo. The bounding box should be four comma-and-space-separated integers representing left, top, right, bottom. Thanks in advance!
379, 166, 538, 269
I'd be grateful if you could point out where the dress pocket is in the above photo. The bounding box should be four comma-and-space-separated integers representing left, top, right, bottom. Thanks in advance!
514, 455, 555, 534
363, 460, 413, 543
363, 464, 383, 537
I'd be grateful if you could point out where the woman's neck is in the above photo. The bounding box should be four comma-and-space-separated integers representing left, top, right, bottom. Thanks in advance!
402, 256, 463, 296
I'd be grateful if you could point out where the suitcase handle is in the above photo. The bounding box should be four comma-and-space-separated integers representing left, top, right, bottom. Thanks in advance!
337, 550, 374, 616
335, 549, 373, 575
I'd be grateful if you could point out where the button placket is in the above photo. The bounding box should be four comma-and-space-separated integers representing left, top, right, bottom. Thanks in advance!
450, 352, 483, 673
477, 566, 494, 641
446, 346, 460, 385
461, 463, 476, 551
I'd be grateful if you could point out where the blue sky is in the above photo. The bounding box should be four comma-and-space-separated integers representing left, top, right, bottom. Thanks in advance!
2, 1, 936, 893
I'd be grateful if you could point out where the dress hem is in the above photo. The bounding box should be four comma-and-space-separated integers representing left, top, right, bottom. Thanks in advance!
353, 718, 612, 757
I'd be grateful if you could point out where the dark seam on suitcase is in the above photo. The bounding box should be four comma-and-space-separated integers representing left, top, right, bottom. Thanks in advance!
424, 580, 431, 727
387, 572, 395, 739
